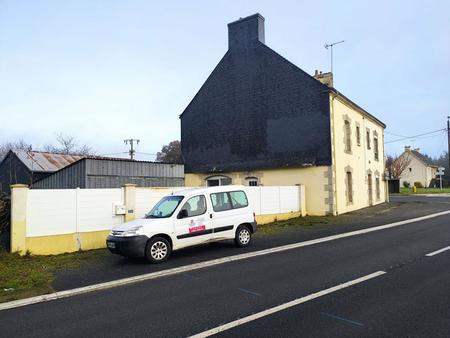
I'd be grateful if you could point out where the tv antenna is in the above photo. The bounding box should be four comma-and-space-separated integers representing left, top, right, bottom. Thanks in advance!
324, 40, 345, 74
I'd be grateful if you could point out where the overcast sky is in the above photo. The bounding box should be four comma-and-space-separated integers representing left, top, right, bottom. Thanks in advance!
1, 0, 449, 160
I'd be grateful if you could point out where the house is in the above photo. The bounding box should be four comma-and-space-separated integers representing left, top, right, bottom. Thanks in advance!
180, 13, 387, 216
33, 157, 184, 189
0, 150, 83, 195
399, 146, 438, 188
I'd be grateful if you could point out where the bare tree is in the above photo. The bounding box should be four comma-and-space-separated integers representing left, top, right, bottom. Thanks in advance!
156, 140, 183, 163
386, 153, 412, 179
44, 133, 93, 155
0, 140, 30, 161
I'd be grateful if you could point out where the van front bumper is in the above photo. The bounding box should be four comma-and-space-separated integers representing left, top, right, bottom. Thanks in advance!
106, 235, 148, 257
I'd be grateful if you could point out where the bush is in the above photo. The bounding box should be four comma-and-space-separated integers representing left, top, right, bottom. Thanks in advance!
403, 181, 410, 188
414, 181, 424, 188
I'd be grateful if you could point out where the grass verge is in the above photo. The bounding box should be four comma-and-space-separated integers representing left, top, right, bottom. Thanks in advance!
257, 215, 348, 235
0, 249, 108, 303
399, 187, 450, 195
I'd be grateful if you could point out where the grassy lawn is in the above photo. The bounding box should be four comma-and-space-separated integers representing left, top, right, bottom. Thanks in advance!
399, 187, 450, 195
0, 249, 108, 303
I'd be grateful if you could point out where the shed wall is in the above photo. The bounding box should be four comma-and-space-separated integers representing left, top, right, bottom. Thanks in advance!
33, 160, 86, 189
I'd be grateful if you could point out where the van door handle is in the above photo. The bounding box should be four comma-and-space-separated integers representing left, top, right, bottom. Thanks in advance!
209, 213, 213, 219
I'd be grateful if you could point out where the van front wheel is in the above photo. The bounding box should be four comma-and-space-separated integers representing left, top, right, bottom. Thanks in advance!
145, 237, 171, 263
235, 225, 252, 247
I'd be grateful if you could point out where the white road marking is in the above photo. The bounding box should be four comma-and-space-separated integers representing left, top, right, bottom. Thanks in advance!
425, 245, 450, 257
189, 271, 386, 337
1, 210, 449, 311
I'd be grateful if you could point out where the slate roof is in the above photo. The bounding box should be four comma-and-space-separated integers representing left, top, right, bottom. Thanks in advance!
12, 150, 84, 172
410, 150, 437, 167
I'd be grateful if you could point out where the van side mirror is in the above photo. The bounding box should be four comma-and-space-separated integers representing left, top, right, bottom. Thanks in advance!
178, 209, 189, 219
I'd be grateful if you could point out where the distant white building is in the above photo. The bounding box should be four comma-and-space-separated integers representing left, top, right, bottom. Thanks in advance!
399, 146, 438, 188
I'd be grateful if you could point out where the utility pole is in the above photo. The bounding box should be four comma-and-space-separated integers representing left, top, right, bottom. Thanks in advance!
124, 139, 140, 160
324, 40, 344, 74
447, 116, 450, 175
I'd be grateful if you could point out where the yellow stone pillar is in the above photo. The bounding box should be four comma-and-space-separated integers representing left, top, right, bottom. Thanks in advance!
298, 184, 307, 217
123, 184, 137, 223
10, 184, 28, 254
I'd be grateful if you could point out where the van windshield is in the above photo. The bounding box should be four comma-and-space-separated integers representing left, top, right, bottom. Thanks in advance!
145, 195, 184, 219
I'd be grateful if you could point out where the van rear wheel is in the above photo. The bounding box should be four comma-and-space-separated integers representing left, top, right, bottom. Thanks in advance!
145, 237, 171, 263
235, 225, 252, 247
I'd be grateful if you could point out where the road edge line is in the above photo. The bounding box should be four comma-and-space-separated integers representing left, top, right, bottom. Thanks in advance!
425, 245, 450, 257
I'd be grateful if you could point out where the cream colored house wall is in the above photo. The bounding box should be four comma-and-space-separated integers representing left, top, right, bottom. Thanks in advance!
399, 153, 437, 187
330, 95, 387, 215
185, 165, 331, 216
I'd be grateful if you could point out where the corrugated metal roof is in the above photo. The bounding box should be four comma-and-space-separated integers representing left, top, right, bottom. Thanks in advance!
13, 150, 84, 172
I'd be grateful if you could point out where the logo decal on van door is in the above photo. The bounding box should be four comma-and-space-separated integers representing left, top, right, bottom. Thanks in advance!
189, 225, 206, 233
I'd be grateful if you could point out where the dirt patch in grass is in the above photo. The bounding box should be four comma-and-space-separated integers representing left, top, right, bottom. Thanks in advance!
0, 249, 108, 303
257, 215, 350, 235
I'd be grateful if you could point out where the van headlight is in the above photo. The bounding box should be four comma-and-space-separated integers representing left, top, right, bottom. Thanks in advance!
121, 226, 143, 237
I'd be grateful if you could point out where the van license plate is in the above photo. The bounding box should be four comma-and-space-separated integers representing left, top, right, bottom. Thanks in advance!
107, 242, 116, 249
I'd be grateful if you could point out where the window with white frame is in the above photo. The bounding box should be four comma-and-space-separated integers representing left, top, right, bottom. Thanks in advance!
206, 175, 232, 187
245, 177, 258, 186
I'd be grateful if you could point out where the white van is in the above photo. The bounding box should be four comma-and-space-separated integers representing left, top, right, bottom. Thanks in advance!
106, 185, 257, 263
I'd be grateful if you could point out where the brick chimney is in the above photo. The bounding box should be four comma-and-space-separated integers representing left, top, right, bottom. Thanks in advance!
228, 13, 265, 50
314, 70, 333, 87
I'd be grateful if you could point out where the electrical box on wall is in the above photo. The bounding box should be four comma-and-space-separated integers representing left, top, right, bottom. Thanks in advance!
114, 204, 126, 215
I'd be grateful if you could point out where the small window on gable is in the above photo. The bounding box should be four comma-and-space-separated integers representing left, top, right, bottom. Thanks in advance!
356, 126, 361, 146
344, 120, 351, 152
245, 177, 258, 186
206, 176, 231, 187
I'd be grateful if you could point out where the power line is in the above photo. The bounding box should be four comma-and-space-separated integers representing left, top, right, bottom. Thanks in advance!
385, 129, 446, 144
385, 131, 409, 138
136, 152, 157, 156
98, 152, 128, 157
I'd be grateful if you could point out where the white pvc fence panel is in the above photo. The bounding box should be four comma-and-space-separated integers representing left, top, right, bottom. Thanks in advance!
26, 188, 123, 237
27, 190, 77, 237
77, 189, 123, 233
244, 186, 301, 215
25, 186, 302, 238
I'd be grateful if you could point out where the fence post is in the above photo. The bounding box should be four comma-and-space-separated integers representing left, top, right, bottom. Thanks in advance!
123, 184, 137, 222
299, 184, 306, 217
10, 184, 28, 254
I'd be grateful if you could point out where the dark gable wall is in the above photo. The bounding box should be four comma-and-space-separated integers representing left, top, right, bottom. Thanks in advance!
181, 14, 332, 173
0, 151, 32, 195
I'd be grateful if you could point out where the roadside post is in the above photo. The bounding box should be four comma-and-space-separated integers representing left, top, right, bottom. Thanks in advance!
437, 167, 445, 190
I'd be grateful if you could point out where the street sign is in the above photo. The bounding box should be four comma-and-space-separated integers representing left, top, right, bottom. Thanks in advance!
436, 167, 445, 190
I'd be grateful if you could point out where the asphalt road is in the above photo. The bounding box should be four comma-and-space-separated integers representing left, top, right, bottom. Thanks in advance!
53, 195, 450, 291
1, 196, 449, 337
